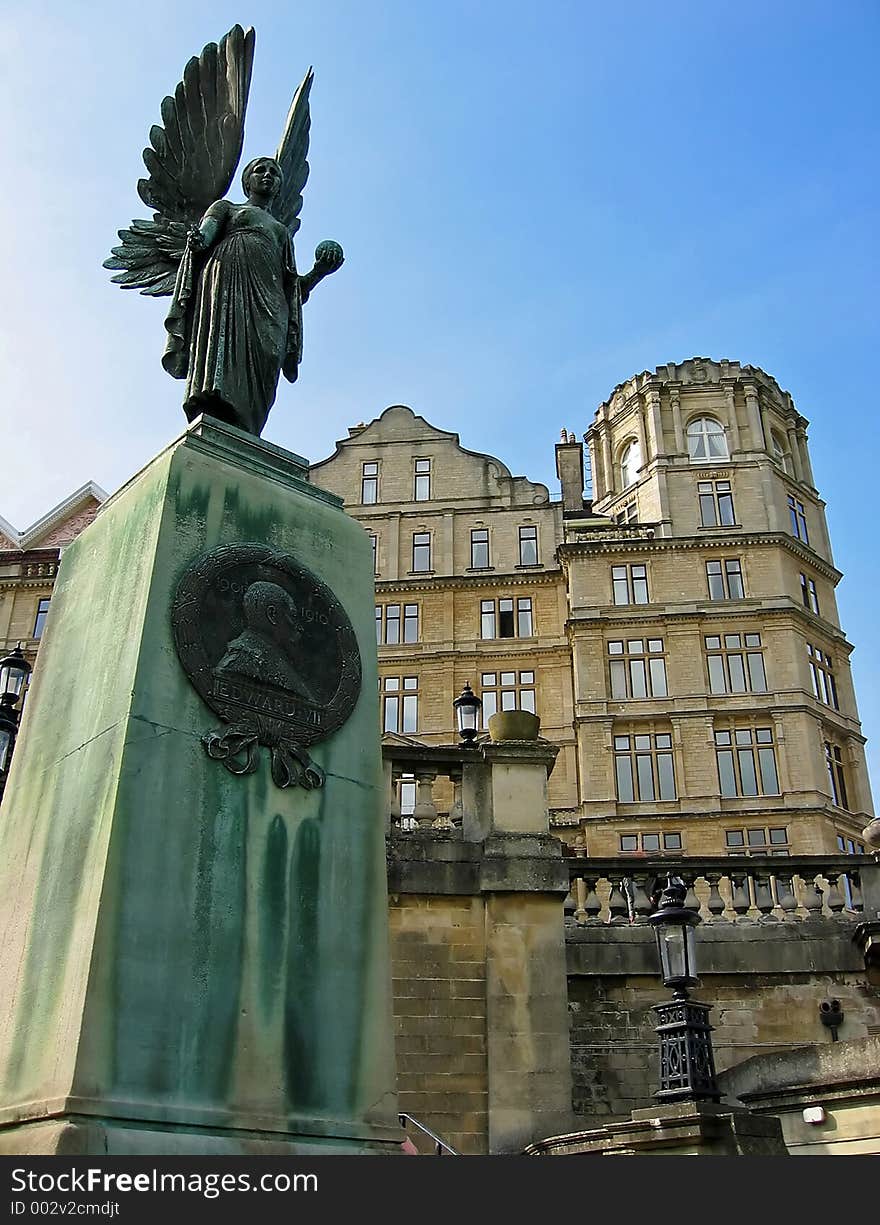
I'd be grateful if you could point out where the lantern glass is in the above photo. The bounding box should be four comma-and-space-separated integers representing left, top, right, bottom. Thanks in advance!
655, 920, 698, 988
0, 647, 30, 699
0, 726, 12, 773
453, 683, 482, 742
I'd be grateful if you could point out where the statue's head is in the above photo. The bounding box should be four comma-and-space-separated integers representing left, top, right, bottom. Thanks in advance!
241, 156, 284, 201
242, 581, 301, 649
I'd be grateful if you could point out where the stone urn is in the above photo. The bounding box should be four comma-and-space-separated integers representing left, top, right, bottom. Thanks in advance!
487, 710, 541, 741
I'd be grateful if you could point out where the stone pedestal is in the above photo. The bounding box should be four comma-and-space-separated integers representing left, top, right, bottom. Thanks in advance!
0, 417, 400, 1154
385, 734, 573, 1153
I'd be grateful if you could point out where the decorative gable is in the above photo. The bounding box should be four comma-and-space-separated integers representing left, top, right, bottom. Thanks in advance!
17, 482, 108, 551
34, 500, 103, 549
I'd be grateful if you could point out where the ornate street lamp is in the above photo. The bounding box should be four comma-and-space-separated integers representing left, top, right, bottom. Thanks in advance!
453, 682, 482, 744
648, 874, 720, 1103
0, 643, 32, 799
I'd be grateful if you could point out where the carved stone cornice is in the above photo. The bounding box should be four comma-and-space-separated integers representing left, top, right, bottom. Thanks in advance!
565, 601, 855, 649
570, 702, 867, 743
587, 359, 796, 433
0, 579, 56, 592
378, 640, 571, 664
374, 568, 563, 594
557, 531, 842, 583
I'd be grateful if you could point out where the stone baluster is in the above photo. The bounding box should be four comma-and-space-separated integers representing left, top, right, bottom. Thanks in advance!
607, 876, 629, 925
582, 876, 602, 924
629, 874, 653, 924
413, 772, 438, 828
824, 872, 846, 916
389, 780, 402, 831
730, 873, 751, 922
753, 873, 777, 921
848, 870, 864, 914
563, 886, 577, 922
682, 873, 700, 916
571, 875, 586, 924
773, 872, 799, 921
449, 775, 464, 829
801, 873, 824, 919
705, 872, 727, 922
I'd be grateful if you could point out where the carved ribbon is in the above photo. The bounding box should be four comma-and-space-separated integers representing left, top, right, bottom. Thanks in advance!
202, 726, 325, 789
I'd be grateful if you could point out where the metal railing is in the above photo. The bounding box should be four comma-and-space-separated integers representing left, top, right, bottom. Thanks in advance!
399, 1112, 458, 1155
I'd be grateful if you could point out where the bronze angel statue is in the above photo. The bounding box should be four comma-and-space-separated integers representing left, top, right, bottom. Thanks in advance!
104, 25, 343, 438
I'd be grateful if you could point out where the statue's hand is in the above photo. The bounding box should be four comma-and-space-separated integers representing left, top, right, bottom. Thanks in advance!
314, 239, 344, 274
299, 240, 345, 305
187, 225, 207, 253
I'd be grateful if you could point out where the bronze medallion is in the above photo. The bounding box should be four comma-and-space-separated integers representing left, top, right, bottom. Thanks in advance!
171, 542, 361, 788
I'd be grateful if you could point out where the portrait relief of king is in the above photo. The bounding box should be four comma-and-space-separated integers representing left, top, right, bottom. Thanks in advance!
172, 544, 362, 792
214, 580, 320, 704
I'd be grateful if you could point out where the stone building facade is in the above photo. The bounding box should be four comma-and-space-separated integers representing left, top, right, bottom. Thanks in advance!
310, 405, 580, 818
310, 360, 873, 857
4, 357, 873, 858
0, 483, 107, 692
561, 357, 871, 857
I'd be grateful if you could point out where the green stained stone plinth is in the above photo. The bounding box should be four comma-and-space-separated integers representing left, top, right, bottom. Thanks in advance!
0, 417, 400, 1154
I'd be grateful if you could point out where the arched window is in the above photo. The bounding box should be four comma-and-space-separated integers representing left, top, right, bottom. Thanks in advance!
687, 417, 728, 462
620, 439, 641, 489
770, 431, 792, 475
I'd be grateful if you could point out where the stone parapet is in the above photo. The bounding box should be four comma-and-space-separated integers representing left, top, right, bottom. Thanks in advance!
525, 1100, 786, 1156
718, 1034, 880, 1154
385, 735, 573, 1153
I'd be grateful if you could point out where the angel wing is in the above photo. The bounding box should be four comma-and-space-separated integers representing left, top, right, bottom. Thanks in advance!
104, 25, 256, 296
272, 67, 313, 236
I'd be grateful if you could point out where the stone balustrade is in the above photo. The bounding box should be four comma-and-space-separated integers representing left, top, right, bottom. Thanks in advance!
566, 524, 656, 544
383, 741, 469, 832
564, 853, 875, 925
22, 561, 57, 579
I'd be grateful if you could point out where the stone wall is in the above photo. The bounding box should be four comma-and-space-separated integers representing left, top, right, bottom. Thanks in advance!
389, 895, 489, 1154
567, 921, 880, 1126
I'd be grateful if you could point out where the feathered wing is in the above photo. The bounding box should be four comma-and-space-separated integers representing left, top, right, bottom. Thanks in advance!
273, 67, 313, 236
104, 24, 256, 295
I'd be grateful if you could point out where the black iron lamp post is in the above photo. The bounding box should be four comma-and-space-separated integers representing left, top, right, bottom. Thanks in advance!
648, 874, 720, 1103
453, 682, 482, 744
0, 643, 32, 800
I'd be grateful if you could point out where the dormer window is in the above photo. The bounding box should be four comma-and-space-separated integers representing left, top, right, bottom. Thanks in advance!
687, 417, 728, 462
620, 440, 641, 489
414, 458, 431, 501
361, 461, 379, 504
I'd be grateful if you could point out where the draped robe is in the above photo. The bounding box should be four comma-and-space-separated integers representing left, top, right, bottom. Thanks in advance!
163, 200, 302, 438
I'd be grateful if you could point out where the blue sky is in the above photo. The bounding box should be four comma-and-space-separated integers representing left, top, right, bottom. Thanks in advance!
1, 0, 878, 796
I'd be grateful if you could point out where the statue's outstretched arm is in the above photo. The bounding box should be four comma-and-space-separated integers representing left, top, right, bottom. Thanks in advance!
299, 240, 345, 304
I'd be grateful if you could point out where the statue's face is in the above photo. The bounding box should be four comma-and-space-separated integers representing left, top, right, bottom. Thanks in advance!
246, 159, 282, 199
